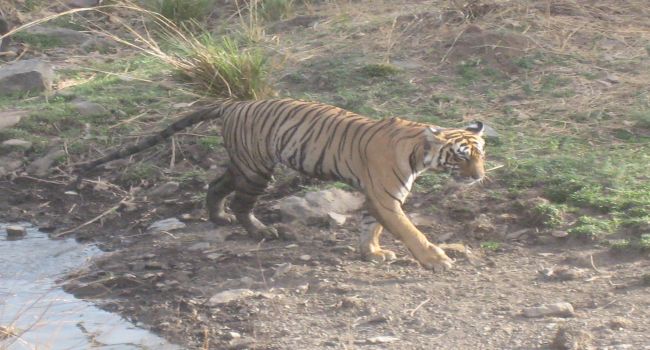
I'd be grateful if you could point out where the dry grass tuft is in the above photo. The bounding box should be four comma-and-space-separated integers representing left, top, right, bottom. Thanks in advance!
0, 1, 274, 100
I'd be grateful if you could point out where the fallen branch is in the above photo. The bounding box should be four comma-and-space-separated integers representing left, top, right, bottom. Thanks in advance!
53, 196, 131, 238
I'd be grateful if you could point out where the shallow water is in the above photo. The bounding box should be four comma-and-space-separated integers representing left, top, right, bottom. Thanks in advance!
0, 223, 180, 350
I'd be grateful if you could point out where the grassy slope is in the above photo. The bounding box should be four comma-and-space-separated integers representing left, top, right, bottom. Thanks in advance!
0, 0, 649, 250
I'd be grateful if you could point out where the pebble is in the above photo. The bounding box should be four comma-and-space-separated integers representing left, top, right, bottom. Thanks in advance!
208, 289, 256, 306
147, 218, 186, 232
522, 302, 575, 318
366, 336, 400, 344
5, 225, 26, 238
299, 254, 311, 261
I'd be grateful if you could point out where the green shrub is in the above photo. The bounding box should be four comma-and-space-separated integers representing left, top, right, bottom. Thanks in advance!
174, 34, 272, 99
568, 216, 617, 240
360, 63, 400, 78
531, 203, 565, 228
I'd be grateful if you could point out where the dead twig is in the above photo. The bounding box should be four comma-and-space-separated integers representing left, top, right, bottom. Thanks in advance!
53, 196, 131, 238
409, 297, 432, 317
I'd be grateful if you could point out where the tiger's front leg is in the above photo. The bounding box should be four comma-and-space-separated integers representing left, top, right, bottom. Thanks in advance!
367, 198, 453, 271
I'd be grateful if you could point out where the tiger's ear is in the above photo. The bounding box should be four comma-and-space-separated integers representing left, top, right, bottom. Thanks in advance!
425, 127, 445, 143
465, 121, 484, 135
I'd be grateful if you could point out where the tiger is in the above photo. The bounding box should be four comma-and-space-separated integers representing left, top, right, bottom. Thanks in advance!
78, 98, 487, 271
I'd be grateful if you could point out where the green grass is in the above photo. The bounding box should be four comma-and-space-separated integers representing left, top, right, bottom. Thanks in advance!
480, 241, 501, 251
12, 31, 62, 49
173, 34, 272, 99
258, 0, 295, 21
144, 0, 217, 25
359, 63, 400, 78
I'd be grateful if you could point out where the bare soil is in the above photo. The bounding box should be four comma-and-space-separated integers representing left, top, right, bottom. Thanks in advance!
1, 174, 649, 350
1, 1, 649, 349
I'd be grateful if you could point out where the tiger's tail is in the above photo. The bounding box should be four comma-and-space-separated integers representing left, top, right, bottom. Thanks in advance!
74, 103, 224, 184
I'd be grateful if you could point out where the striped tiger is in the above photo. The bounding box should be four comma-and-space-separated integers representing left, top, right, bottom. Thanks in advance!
79, 99, 486, 271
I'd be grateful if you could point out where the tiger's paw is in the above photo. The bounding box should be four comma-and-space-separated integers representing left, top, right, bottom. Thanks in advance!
415, 243, 454, 272
210, 212, 237, 225
363, 248, 397, 263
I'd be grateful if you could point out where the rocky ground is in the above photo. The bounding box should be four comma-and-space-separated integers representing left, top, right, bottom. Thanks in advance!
1, 0, 649, 349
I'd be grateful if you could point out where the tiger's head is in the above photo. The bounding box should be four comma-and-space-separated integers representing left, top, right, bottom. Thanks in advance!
425, 122, 486, 181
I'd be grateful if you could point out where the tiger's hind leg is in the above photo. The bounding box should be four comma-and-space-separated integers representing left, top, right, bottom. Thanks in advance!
206, 169, 237, 225
230, 172, 279, 240
359, 214, 397, 263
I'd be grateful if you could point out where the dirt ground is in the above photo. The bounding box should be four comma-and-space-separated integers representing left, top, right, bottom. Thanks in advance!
1, 0, 649, 349
0, 177, 648, 350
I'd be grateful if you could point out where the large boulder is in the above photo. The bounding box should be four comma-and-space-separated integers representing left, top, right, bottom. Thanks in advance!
0, 59, 53, 96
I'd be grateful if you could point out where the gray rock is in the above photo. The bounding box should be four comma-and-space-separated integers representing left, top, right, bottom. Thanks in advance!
6, 225, 26, 238
0, 157, 22, 176
0, 59, 53, 96
148, 181, 180, 198
1, 139, 32, 150
26, 149, 65, 176
208, 289, 256, 306
327, 212, 347, 226
25, 26, 90, 47
80, 37, 115, 53
71, 100, 108, 117
273, 188, 364, 225
523, 302, 575, 318
147, 218, 186, 232
0, 110, 30, 130
304, 188, 365, 213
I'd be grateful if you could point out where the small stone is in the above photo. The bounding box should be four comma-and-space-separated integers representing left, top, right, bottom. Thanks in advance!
272, 263, 293, 278
608, 317, 632, 330
1, 139, 32, 150
605, 74, 621, 84
147, 218, 186, 232
328, 212, 347, 226
5, 225, 26, 238
208, 289, 256, 306
224, 331, 241, 340
551, 230, 569, 238
26, 149, 66, 176
0, 110, 30, 130
540, 267, 586, 281
551, 325, 592, 350
71, 100, 108, 117
299, 254, 311, 261
338, 296, 365, 309
523, 302, 575, 318
367, 336, 400, 344
206, 253, 224, 261
64, 191, 79, 196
